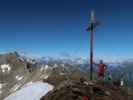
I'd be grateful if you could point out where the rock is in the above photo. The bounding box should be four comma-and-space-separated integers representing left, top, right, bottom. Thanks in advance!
40, 80, 128, 100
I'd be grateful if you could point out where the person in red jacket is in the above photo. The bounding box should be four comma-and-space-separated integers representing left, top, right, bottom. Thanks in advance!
81, 96, 90, 100
97, 60, 107, 80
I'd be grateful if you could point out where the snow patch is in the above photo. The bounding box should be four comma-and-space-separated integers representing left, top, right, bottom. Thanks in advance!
40, 64, 49, 72
18, 57, 25, 62
4, 81, 54, 100
44, 64, 49, 70
44, 75, 49, 79
15, 75, 24, 81
120, 80, 124, 86
1, 64, 11, 73
53, 64, 58, 68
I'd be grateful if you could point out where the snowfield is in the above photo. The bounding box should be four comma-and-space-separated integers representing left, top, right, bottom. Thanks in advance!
4, 81, 54, 100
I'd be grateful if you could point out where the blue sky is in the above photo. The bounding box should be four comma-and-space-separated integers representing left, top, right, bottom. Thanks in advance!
0, 0, 133, 61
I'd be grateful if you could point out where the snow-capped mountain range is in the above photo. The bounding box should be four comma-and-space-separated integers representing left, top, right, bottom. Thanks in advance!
0, 51, 133, 100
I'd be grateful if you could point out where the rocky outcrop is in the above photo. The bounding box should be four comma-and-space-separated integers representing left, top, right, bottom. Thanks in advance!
0, 52, 38, 100
40, 80, 128, 100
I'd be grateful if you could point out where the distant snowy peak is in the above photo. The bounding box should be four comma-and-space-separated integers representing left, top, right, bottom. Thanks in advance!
39, 56, 87, 66
122, 59, 133, 63
17, 55, 38, 65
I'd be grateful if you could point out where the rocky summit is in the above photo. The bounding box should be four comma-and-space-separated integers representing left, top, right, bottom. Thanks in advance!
40, 80, 128, 100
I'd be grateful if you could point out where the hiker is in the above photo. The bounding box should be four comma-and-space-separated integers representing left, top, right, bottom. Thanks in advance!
81, 96, 90, 100
97, 60, 107, 80
120, 79, 124, 87
120, 73, 125, 87
108, 72, 113, 81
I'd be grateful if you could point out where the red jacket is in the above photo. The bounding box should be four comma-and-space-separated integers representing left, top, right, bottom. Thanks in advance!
82, 96, 89, 100
98, 64, 106, 74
